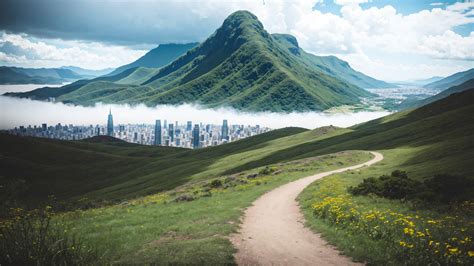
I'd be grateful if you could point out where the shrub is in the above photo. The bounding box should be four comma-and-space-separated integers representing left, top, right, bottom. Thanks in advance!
210, 179, 223, 188
173, 194, 195, 202
348, 170, 422, 199
349, 171, 473, 204
423, 174, 474, 203
258, 166, 277, 175
0, 207, 99, 265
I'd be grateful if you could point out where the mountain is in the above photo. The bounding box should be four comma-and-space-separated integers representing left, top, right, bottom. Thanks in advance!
0, 66, 61, 84
411, 76, 444, 85
424, 68, 474, 90
9, 11, 372, 112
0, 66, 83, 84
400, 78, 474, 110
108, 43, 199, 76
61, 66, 114, 78
272, 34, 394, 89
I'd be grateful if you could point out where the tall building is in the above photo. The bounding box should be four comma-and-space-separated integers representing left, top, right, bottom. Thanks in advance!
107, 108, 114, 136
186, 121, 192, 131
168, 123, 174, 143
221, 119, 229, 141
154, 119, 162, 145
193, 124, 200, 149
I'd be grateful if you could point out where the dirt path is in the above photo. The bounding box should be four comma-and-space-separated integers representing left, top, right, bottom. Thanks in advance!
230, 151, 384, 265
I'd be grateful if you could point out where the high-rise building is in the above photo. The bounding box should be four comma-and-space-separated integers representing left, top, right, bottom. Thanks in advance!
107, 108, 114, 136
41, 123, 47, 132
154, 119, 162, 145
168, 123, 174, 143
193, 124, 200, 149
221, 119, 229, 141
186, 121, 192, 131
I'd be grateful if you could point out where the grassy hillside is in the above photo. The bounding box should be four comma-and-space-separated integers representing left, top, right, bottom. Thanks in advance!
8, 11, 372, 112
424, 67, 474, 90
2, 88, 473, 209
1, 88, 472, 264
273, 34, 394, 89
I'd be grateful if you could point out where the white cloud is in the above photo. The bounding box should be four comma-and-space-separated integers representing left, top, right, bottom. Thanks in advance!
1, 0, 473, 80
0, 32, 146, 70
430, 2, 444, 6
334, 0, 369, 6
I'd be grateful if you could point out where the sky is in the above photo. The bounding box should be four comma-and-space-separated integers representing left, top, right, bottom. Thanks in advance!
0, 0, 473, 81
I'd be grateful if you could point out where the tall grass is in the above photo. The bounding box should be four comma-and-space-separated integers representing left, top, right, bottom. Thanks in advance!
0, 207, 100, 265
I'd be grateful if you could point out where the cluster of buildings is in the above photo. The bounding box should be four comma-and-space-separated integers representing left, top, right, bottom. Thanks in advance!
6, 110, 271, 149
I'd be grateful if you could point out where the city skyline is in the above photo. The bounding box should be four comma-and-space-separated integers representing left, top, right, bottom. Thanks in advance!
5, 110, 271, 149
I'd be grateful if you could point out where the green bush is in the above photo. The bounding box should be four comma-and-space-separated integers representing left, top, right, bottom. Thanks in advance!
348, 171, 473, 203
210, 179, 223, 188
0, 208, 99, 265
348, 170, 422, 199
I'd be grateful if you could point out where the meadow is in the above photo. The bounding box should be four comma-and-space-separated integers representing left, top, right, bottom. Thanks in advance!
1, 89, 473, 264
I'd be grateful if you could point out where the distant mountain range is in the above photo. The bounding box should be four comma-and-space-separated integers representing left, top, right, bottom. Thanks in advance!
0, 66, 113, 85
411, 76, 444, 86
400, 78, 474, 110
272, 34, 394, 89
107, 43, 199, 76
7, 11, 398, 112
424, 68, 474, 90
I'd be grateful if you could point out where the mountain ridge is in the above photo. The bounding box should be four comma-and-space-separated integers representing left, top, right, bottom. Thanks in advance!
7, 10, 374, 112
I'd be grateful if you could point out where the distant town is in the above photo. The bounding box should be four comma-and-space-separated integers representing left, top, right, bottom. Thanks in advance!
6, 110, 271, 149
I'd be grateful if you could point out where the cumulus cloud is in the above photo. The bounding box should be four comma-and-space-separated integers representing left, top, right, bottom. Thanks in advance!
0, 0, 473, 79
0, 32, 146, 69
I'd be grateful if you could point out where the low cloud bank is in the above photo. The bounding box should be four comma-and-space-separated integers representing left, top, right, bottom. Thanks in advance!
0, 95, 390, 130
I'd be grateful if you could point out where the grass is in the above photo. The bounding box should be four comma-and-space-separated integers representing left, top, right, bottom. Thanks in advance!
53, 151, 371, 264
1, 88, 472, 263
298, 147, 474, 264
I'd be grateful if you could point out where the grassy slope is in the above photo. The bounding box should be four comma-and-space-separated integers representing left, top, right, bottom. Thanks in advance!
1, 127, 312, 207
59, 151, 372, 264
56, 90, 473, 264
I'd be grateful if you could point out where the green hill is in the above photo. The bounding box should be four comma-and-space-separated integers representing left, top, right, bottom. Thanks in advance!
8, 11, 372, 112
108, 43, 198, 76
2, 88, 473, 210
424, 67, 474, 90
400, 78, 474, 110
272, 34, 394, 89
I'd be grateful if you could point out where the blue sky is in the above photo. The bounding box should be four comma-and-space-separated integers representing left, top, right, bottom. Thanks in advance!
0, 0, 473, 81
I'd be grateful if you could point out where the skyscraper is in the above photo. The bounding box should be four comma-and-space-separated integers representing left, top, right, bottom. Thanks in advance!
221, 119, 229, 141
186, 121, 192, 131
193, 124, 200, 149
154, 119, 162, 145
168, 123, 174, 143
107, 108, 114, 136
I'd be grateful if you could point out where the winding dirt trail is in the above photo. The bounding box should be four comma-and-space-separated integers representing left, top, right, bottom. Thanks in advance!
230, 151, 384, 265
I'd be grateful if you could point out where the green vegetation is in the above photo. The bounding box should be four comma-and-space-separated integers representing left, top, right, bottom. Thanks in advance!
348, 170, 473, 203
272, 33, 394, 89
8, 11, 372, 112
1, 88, 472, 263
0, 207, 99, 265
53, 151, 371, 264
